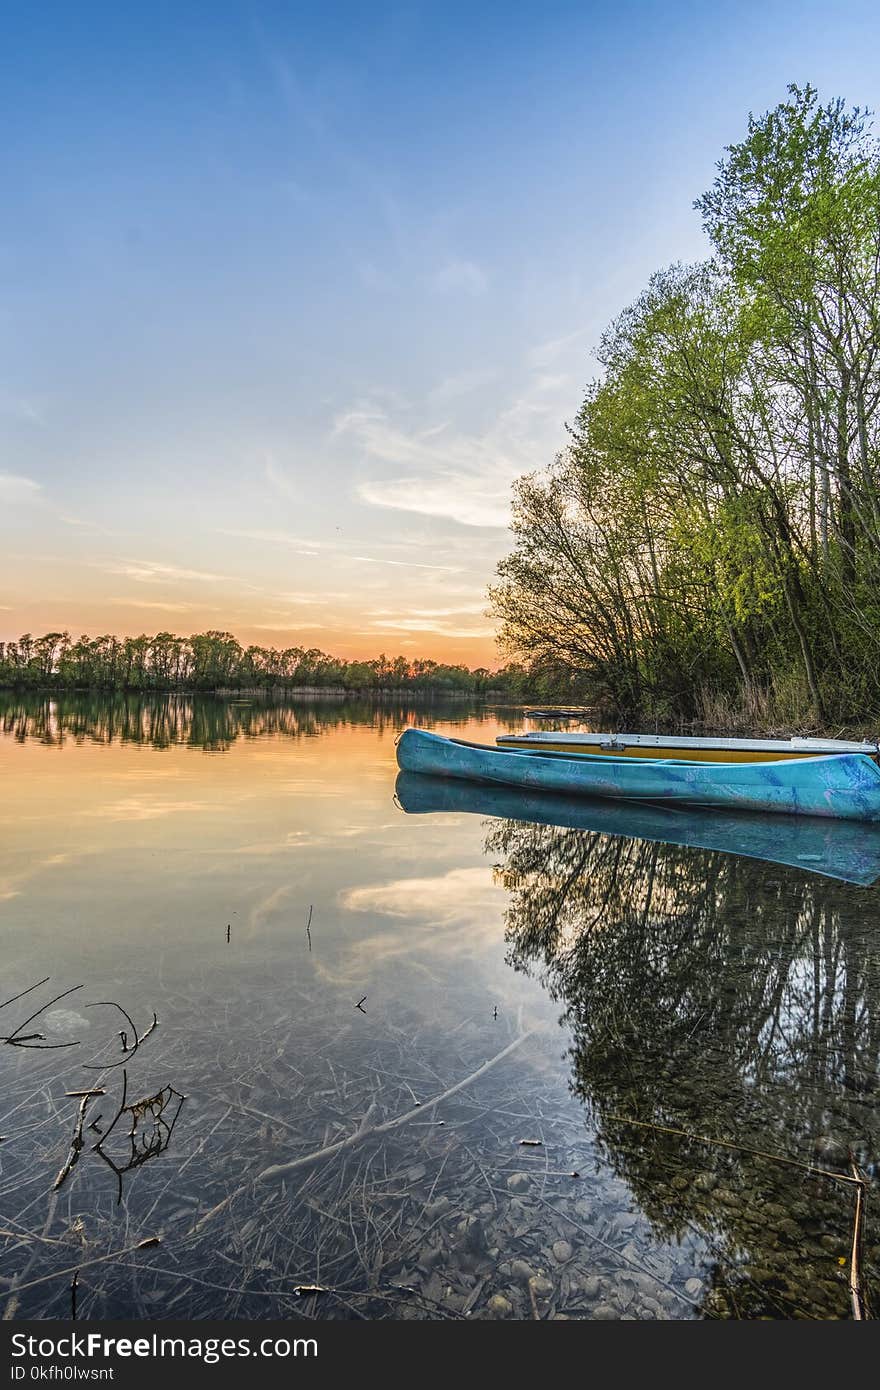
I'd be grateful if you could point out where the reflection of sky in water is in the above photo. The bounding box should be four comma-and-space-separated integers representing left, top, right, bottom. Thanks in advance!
1, 695, 876, 1320
0, 712, 523, 990
0, 700, 561, 1119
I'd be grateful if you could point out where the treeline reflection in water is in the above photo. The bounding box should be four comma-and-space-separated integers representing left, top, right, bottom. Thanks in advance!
487, 811, 880, 1317
0, 690, 506, 750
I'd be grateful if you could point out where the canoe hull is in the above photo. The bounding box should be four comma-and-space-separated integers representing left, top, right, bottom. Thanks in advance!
396, 728, 880, 822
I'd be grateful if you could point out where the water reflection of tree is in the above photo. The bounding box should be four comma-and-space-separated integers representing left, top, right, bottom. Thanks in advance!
0, 692, 497, 751
490, 819, 880, 1317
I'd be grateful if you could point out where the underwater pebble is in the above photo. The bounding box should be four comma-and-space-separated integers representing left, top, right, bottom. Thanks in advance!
592, 1303, 617, 1319
487, 1294, 513, 1318
528, 1275, 554, 1300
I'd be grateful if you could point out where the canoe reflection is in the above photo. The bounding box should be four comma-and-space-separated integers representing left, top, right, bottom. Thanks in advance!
395, 771, 880, 886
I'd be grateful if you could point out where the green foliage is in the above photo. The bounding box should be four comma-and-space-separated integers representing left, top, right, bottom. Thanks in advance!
0, 631, 514, 697
493, 85, 880, 725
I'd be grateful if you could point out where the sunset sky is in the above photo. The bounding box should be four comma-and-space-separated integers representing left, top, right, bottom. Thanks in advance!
2, 0, 879, 665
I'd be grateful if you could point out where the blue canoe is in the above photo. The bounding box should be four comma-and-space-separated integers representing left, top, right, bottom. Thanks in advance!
395, 728, 880, 822
394, 772, 880, 885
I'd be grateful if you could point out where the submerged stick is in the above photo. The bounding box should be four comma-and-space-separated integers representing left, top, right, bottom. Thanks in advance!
848, 1161, 869, 1321
2, 1237, 166, 1304
607, 1114, 865, 1186
258, 1029, 535, 1182
191, 1030, 534, 1232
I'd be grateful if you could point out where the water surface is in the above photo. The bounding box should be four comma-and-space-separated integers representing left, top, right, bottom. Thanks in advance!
1, 693, 877, 1319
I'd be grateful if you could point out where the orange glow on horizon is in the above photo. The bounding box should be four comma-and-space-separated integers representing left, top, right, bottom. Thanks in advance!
0, 604, 505, 670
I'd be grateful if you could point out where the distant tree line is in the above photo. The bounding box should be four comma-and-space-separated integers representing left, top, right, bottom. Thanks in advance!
491, 87, 880, 727
0, 629, 519, 695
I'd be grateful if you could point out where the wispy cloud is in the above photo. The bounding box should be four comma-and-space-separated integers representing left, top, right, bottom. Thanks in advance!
369, 603, 488, 618
101, 560, 230, 584
366, 602, 492, 638
427, 368, 500, 406
247, 884, 295, 937
216, 528, 321, 556
334, 867, 506, 973
252, 622, 326, 632
108, 598, 202, 612
349, 553, 460, 572
272, 593, 326, 606
368, 616, 495, 638
429, 258, 488, 297
358, 472, 510, 529
0, 392, 44, 424
264, 453, 297, 500
59, 515, 122, 537
343, 366, 572, 528
343, 866, 502, 925
527, 328, 587, 369
0, 472, 41, 501
216, 526, 461, 572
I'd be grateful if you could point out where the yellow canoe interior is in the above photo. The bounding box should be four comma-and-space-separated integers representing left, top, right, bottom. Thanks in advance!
495, 737, 879, 765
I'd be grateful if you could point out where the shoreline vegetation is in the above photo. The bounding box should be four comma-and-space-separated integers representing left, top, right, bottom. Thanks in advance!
0, 629, 525, 698
490, 87, 880, 731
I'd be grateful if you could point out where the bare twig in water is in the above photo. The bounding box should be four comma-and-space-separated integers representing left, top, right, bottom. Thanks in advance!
2, 983, 84, 1050
54, 1069, 184, 1203
528, 1279, 541, 1320
83, 1003, 158, 1069
53, 1094, 94, 1191
306, 905, 313, 952
94, 1073, 186, 1204
2, 1237, 169, 1305
607, 1114, 867, 1187
848, 1160, 870, 1321
0, 978, 51, 1013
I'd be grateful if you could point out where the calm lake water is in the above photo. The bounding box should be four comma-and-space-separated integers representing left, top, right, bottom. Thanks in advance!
1, 693, 878, 1320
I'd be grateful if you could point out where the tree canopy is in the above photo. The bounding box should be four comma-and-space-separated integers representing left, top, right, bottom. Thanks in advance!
491, 86, 880, 726
0, 629, 513, 696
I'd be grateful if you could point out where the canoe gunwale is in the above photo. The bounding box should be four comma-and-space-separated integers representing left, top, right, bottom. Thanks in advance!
396, 728, 880, 823
494, 728, 878, 750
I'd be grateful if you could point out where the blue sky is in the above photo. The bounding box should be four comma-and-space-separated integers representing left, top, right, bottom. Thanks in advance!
2, 0, 879, 661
